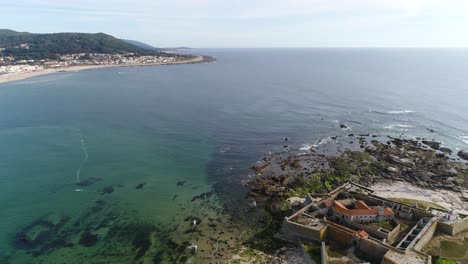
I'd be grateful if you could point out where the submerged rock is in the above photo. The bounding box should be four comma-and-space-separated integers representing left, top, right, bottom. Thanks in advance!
101, 186, 114, 195
187, 244, 198, 254
191, 191, 213, 202
184, 216, 202, 226
176, 180, 186, 186
76, 177, 102, 187
136, 182, 146, 189
79, 231, 99, 247
12, 215, 70, 250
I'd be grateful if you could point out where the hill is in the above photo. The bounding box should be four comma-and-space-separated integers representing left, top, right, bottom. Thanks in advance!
121, 39, 159, 51
0, 30, 167, 60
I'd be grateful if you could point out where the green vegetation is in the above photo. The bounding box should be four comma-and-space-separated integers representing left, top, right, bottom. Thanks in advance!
323, 151, 379, 189
437, 258, 457, 264
327, 246, 345, 258
239, 248, 257, 259
283, 173, 323, 197
440, 240, 467, 258
303, 244, 321, 263
389, 198, 446, 211
0, 29, 169, 60
243, 212, 285, 256
369, 220, 394, 231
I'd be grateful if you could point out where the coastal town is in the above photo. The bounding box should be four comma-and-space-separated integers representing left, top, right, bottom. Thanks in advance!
0, 52, 182, 74
0, 51, 208, 84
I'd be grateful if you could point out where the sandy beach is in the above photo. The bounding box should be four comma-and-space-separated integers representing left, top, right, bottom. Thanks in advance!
0, 55, 206, 85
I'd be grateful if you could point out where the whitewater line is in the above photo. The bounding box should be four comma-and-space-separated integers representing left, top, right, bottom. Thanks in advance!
75, 132, 89, 183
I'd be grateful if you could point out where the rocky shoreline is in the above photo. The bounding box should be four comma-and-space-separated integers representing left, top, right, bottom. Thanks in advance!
228, 134, 468, 262
245, 134, 468, 213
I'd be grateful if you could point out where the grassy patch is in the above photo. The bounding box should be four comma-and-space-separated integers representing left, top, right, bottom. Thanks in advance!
303, 244, 321, 263
440, 240, 467, 258
437, 258, 457, 264
389, 198, 446, 211
239, 248, 257, 259
327, 246, 345, 258
284, 174, 323, 197
368, 220, 394, 231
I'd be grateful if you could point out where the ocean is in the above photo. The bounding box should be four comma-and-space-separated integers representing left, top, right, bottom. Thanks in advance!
0, 48, 467, 263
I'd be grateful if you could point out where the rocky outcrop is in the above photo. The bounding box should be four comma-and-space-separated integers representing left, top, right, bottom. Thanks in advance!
422, 140, 441, 150
245, 135, 468, 199
458, 150, 468, 161
286, 197, 305, 207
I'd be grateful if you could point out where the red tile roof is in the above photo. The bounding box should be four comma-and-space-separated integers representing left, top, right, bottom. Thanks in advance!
356, 230, 369, 237
333, 201, 394, 217
355, 200, 371, 210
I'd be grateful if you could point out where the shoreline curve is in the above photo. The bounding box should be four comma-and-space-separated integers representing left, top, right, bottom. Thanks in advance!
0, 55, 214, 85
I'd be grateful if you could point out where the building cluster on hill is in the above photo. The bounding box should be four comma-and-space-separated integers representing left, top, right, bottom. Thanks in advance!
0, 64, 43, 74
0, 53, 180, 75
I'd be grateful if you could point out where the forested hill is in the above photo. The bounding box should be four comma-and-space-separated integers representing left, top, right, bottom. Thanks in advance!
0, 29, 166, 60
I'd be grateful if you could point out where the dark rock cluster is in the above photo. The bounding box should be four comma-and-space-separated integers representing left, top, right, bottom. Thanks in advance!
246, 135, 468, 200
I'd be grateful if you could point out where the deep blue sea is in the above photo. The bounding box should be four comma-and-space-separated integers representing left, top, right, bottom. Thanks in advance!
0, 49, 467, 263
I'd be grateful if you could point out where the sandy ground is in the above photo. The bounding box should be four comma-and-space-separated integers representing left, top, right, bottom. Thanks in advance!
0, 56, 205, 85
371, 181, 468, 213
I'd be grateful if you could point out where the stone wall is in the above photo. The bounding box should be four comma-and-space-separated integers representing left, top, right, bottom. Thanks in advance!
412, 208, 434, 219
363, 194, 435, 221
320, 242, 329, 264
347, 220, 400, 243
325, 222, 354, 247
413, 219, 438, 251
357, 237, 391, 261
437, 217, 468, 236
281, 220, 326, 242
452, 218, 468, 235
299, 243, 317, 264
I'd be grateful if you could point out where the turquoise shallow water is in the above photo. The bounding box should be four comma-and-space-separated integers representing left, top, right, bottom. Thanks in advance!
1, 49, 468, 263
0, 67, 221, 263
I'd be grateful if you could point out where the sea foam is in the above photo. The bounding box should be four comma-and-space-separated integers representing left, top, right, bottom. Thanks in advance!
387, 110, 414, 114
384, 124, 413, 129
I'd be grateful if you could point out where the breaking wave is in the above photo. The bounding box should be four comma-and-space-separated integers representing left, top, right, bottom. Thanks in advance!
75, 133, 89, 183
387, 110, 415, 114
299, 144, 315, 151
384, 124, 414, 129
461, 136, 468, 145
371, 110, 415, 115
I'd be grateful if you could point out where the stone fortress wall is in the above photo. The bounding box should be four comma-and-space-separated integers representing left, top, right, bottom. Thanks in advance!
437, 217, 468, 236
280, 182, 464, 264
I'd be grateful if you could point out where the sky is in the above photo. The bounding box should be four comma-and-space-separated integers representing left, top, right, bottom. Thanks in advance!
1, 0, 468, 48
